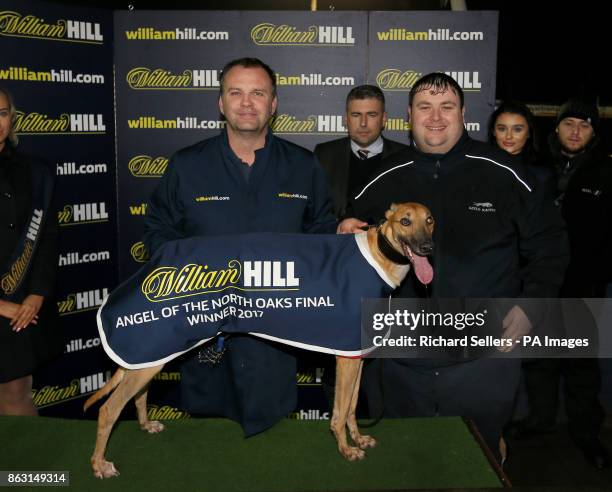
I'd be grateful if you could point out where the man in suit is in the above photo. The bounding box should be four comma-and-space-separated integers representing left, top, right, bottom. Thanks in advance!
314, 85, 408, 219
314, 85, 407, 414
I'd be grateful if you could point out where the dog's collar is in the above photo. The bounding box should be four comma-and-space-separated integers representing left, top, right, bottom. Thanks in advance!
377, 227, 410, 265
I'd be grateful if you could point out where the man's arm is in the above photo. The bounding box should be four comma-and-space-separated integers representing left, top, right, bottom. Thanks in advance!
509, 179, 569, 335
519, 181, 569, 298
143, 157, 186, 255
301, 160, 337, 234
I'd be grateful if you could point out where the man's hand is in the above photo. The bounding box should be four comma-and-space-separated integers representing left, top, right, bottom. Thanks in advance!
10, 294, 44, 332
337, 218, 368, 234
498, 305, 532, 353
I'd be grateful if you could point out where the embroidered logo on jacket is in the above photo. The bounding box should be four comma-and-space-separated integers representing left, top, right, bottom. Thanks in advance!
195, 195, 230, 202
278, 192, 308, 200
581, 188, 602, 197
468, 201, 496, 213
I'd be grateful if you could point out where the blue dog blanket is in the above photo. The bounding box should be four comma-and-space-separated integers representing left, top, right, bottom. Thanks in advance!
97, 232, 396, 369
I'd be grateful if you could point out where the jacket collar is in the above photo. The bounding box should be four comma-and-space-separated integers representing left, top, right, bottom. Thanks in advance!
411, 130, 472, 164
0, 142, 17, 168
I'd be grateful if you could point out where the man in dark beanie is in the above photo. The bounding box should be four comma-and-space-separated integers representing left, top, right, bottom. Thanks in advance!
518, 98, 611, 469
556, 98, 600, 134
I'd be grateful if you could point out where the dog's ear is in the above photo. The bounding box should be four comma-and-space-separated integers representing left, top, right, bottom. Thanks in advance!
385, 203, 398, 220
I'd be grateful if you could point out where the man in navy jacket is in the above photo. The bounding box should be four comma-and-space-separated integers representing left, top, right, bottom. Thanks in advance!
339, 73, 568, 460
143, 58, 336, 436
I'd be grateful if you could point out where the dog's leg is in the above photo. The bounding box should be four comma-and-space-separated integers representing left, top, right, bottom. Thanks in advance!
91, 365, 162, 479
331, 357, 365, 460
134, 383, 165, 434
345, 359, 377, 450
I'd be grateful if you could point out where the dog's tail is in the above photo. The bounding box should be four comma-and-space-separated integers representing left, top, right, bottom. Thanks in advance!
83, 368, 125, 412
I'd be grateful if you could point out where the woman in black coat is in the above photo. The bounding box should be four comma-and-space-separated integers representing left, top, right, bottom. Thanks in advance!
0, 86, 60, 415
488, 100, 556, 199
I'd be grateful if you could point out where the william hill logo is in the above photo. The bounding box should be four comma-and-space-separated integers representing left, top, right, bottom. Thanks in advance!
271, 114, 346, 135
297, 368, 324, 385
153, 371, 180, 381
57, 288, 109, 315
377, 69, 481, 91
129, 203, 147, 215
377, 69, 422, 91
131, 241, 150, 263
147, 405, 189, 420
251, 23, 355, 46
14, 111, 106, 134
0, 209, 42, 295
126, 67, 220, 89
128, 155, 168, 178
0, 11, 103, 44
142, 261, 300, 302
385, 118, 411, 131
33, 371, 111, 409
58, 202, 109, 226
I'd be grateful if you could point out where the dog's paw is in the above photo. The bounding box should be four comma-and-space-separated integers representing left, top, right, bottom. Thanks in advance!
93, 460, 120, 479
341, 446, 366, 461
140, 420, 165, 433
355, 434, 377, 449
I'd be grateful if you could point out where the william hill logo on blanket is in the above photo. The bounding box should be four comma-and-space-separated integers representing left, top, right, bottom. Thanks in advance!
0, 10, 103, 44
251, 23, 355, 46
141, 260, 300, 302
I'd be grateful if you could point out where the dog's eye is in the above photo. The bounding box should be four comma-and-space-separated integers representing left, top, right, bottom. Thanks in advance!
400, 218, 411, 226
426, 217, 434, 225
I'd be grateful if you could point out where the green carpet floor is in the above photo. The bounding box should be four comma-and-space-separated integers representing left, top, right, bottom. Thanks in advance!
1, 416, 502, 491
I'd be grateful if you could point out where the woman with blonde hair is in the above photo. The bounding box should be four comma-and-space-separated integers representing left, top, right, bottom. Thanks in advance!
0, 86, 60, 415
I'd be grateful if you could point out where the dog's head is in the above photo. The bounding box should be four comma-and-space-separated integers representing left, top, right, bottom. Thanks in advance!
383, 202, 434, 285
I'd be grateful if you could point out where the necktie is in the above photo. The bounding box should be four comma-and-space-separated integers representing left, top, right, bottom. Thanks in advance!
357, 149, 369, 160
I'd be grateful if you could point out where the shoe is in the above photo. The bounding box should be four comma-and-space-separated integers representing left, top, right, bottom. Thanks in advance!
504, 419, 556, 440
578, 439, 611, 470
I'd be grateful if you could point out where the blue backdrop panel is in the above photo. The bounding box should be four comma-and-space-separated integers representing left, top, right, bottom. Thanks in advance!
112, 9, 497, 421
1, 6, 498, 420
241, 11, 367, 149
1, 0, 116, 417
368, 11, 498, 141
114, 11, 244, 281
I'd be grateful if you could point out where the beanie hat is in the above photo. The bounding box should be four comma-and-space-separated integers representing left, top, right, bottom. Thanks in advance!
556, 98, 599, 132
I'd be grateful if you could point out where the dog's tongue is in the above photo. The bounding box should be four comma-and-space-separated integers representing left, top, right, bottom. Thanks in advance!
411, 254, 434, 285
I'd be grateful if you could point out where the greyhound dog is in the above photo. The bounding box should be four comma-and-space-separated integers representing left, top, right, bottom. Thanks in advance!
84, 202, 434, 478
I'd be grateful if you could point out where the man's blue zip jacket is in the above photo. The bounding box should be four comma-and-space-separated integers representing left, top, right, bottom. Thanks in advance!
143, 130, 337, 436
350, 132, 569, 304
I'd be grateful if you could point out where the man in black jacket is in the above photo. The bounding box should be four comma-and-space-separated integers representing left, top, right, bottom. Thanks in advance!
519, 99, 611, 469
314, 85, 407, 219
338, 73, 569, 460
